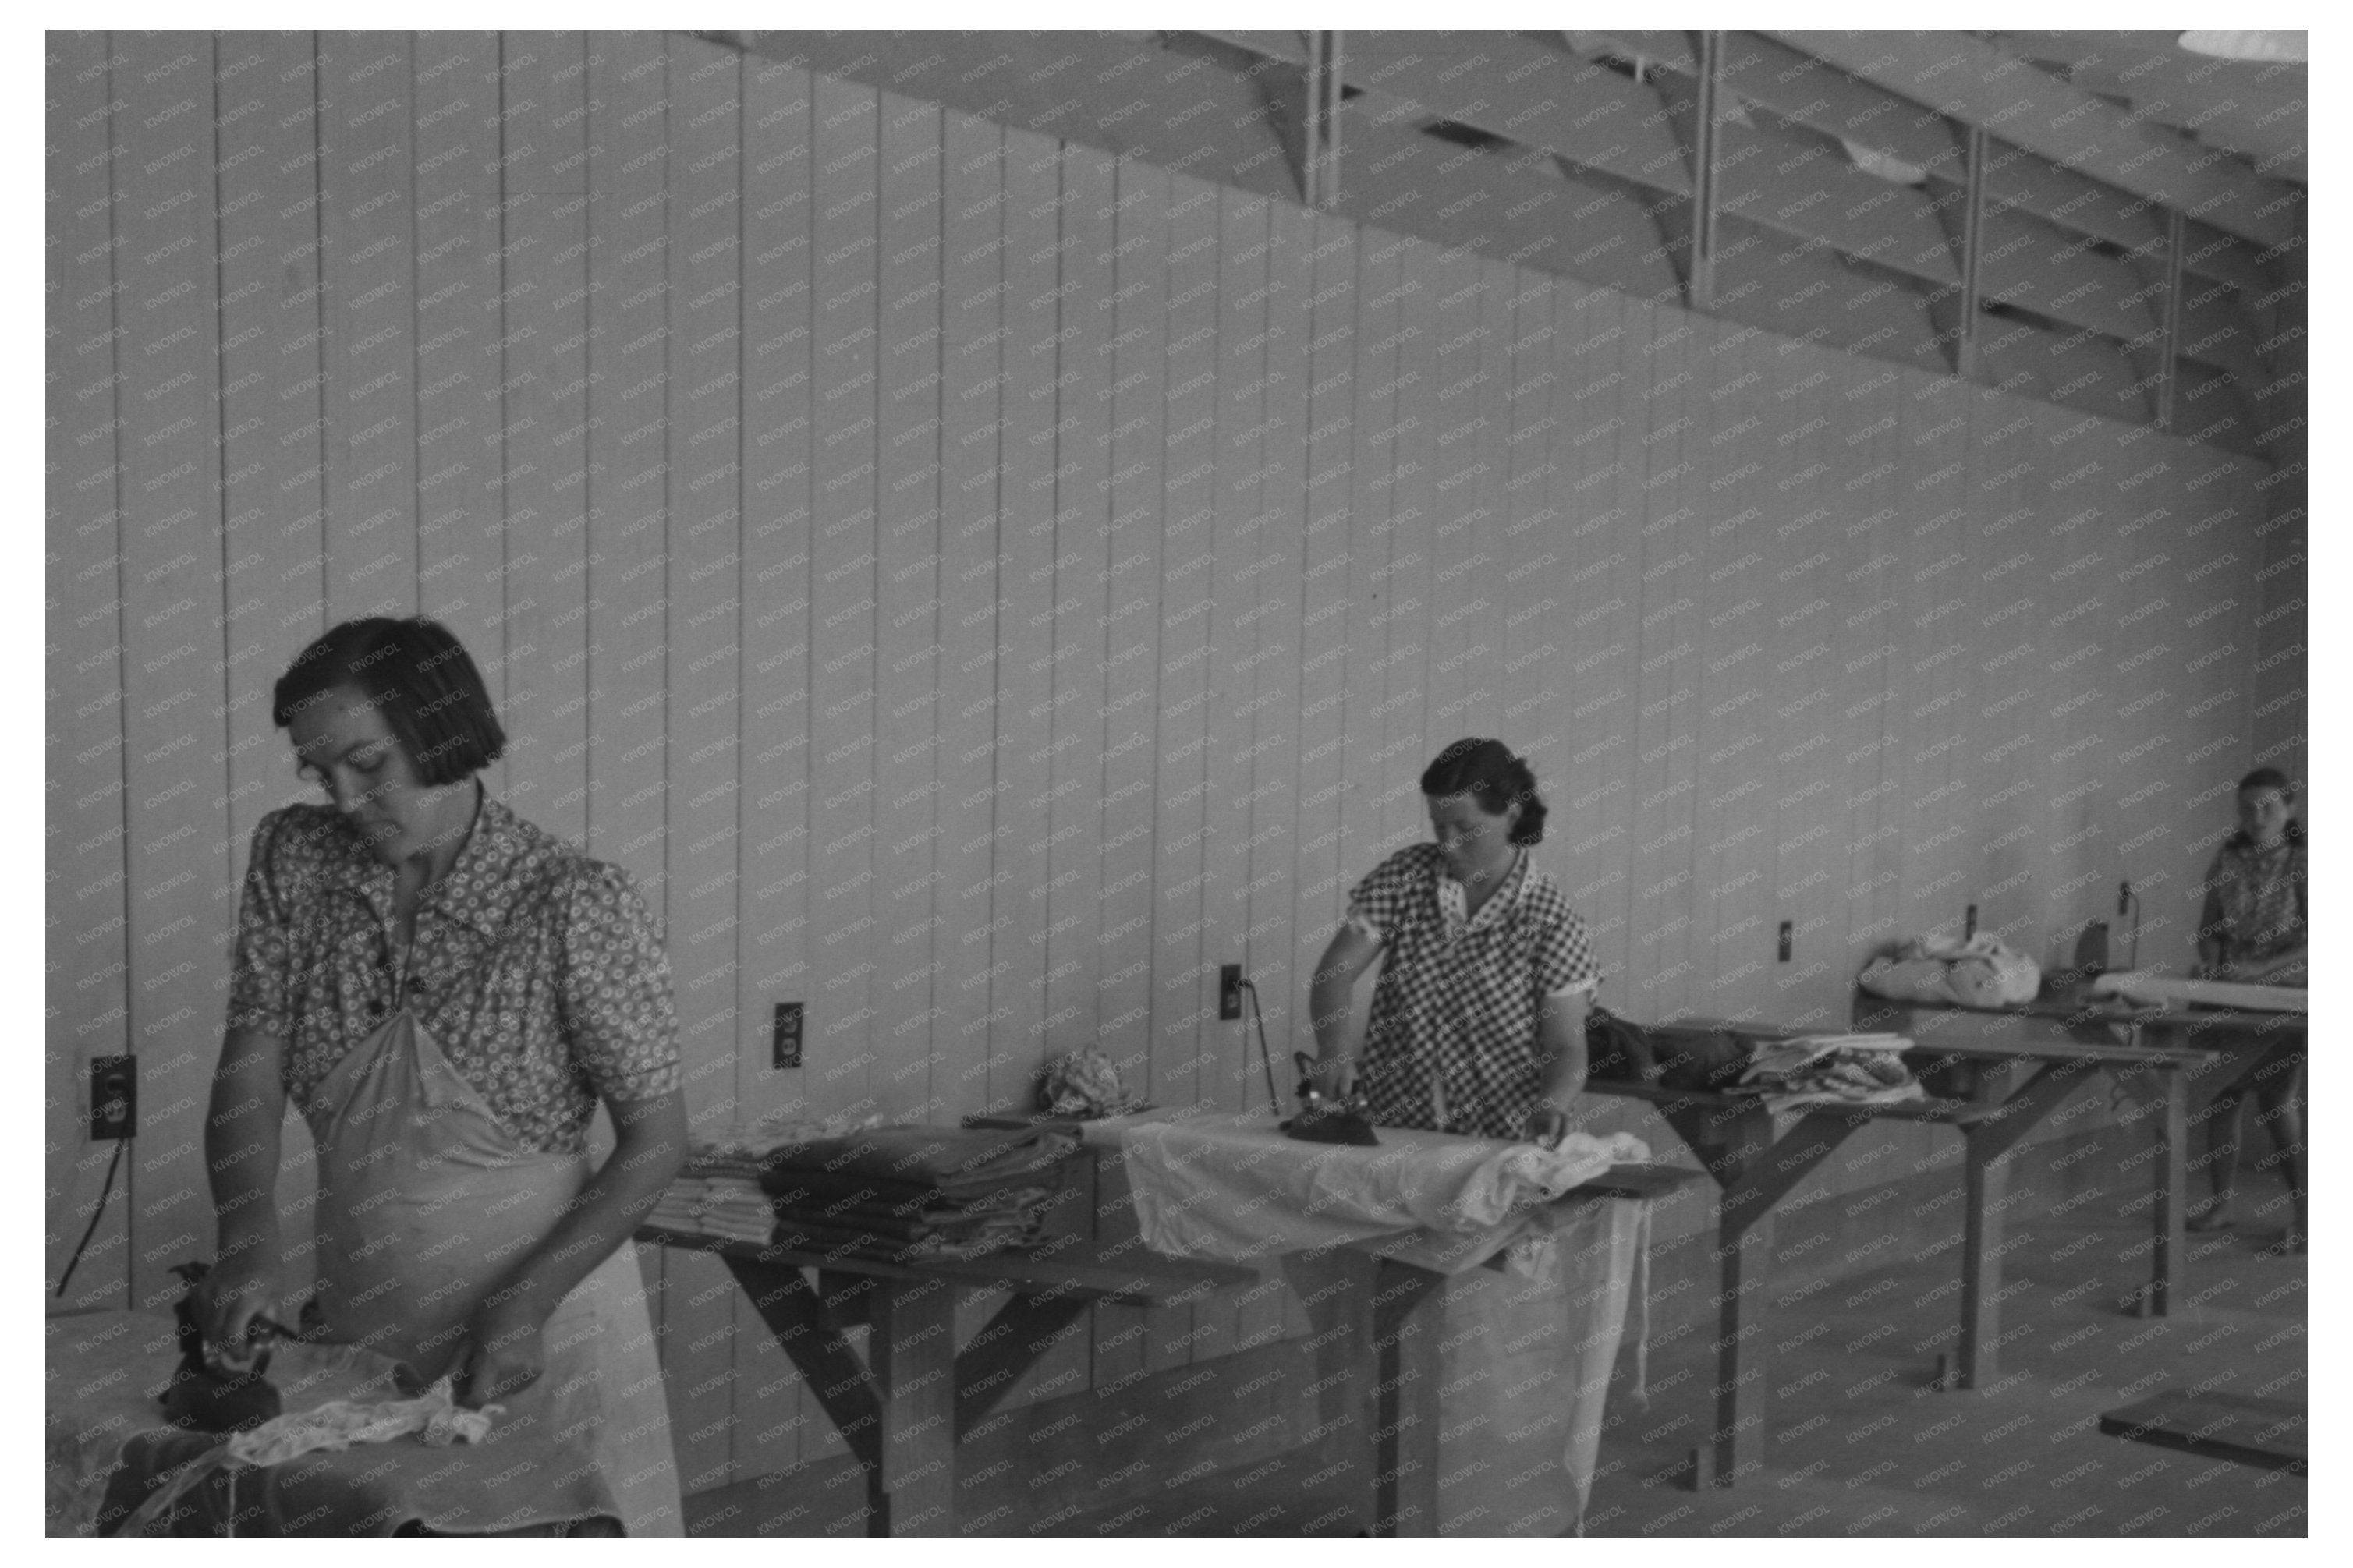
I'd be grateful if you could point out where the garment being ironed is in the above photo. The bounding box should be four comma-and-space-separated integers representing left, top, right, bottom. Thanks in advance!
225, 791, 683, 1536
1346, 842, 1602, 1138
2200, 830, 2306, 964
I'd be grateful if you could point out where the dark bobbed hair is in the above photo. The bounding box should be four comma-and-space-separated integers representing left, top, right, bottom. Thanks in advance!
1419, 738, 1547, 846
272, 617, 505, 787
2238, 767, 2291, 795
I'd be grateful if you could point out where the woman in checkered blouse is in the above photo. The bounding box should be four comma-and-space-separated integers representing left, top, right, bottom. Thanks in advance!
1306, 739, 1600, 1145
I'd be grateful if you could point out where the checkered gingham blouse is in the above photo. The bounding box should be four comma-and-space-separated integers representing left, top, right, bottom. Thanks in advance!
1346, 841, 1601, 1138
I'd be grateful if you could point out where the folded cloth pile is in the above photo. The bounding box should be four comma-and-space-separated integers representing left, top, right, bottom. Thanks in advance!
647, 1148, 778, 1246
756, 1124, 1080, 1263
1731, 1033, 1924, 1115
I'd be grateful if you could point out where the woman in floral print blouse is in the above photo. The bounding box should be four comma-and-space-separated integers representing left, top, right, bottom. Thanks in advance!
196, 617, 688, 1534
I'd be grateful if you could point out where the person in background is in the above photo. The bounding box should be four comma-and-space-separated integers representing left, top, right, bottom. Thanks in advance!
197, 616, 688, 1534
2185, 766, 2305, 1252
1307, 739, 1598, 1145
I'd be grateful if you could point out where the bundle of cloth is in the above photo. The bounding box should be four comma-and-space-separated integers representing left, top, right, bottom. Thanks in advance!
647, 1149, 779, 1246
1731, 1033, 1925, 1115
754, 1123, 1081, 1263
1858, 932, 2041, 1009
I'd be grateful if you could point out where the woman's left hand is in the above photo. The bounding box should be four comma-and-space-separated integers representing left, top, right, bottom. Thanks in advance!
1521, 1105, 1568, 1150
455, 1299, 547, 1408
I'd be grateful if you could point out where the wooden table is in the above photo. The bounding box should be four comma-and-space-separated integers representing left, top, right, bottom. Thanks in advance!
1586, 1008, 2217, 1489
644, 1160, 1703, 1536
638, 1226, 1256, 1536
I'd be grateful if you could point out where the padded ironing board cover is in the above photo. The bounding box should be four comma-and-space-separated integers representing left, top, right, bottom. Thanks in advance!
44, 1311, 617, 1536
1118, 1113, 1646, 1271
1119, 1115, 1653, 1535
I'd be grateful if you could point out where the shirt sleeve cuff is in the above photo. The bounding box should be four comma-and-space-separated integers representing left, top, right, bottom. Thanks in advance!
1345, 911, 1384, 943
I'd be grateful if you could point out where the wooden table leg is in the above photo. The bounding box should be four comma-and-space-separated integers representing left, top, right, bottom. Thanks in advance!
1370, 1262, 1442, 1536
1955, 1124, 2007, 1389
2140, 1064, 2188, 1318
866, 1276, 958, 1538
1704, 1109, 1774, 1487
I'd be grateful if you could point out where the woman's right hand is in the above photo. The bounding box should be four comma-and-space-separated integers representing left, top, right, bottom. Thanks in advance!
193, 1249, 282, 1361
1314, 1056, 1359, 1101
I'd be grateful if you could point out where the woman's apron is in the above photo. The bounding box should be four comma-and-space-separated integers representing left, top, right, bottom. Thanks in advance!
300, 996, 682, 1537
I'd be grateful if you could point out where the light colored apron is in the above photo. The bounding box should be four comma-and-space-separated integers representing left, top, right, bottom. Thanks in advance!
300, 999, 683, 1536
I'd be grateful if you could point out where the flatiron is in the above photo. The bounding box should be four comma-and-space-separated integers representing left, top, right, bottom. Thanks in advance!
159, 1261, 283, 1435
1281, 1051, 1378, 1147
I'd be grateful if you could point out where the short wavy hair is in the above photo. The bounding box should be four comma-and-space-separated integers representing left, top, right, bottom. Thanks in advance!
272, 617, 505, 787
1419, 738, 1548, 846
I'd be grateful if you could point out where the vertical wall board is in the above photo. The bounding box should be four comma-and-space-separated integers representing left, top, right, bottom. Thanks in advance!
45, 33, 133, 1309
1096, 154, 1170, 1100
1042, 146, 1114, 1072
1199, 184, 1270, 1124
932, 113, 1006, 1127
315, 32, 416, 621
112, 33, 229, 1314
1243, 200, 1313, 1064
1140, 172, 1220, 1375
1554, 287, 1639, 1001
1455, 260, 1515, 743
807, 71, 879, 1126
1228, 200, 1313, 1358
493, 35, 594, 844
988, 130, 1058, 1119
585, 31, 679, 899
1337, 230, 1401, 890
216, 31, 332, 1296
1497, 270, 1557, 794
1180, 182, 1273, 1368
990, 127, 1093, 1412
1377, 240, 1444, 856
413, 31, 508, 805
732, 52, 818, 1479
1293, 215, 1357, 999
1090, 154, 1169, 1392
1965, 391, 2047, 952
1765, 356, 1842, 1021
1855, 378, 1914, 954
1623, 313, 1686, 1021
1423, 260, 1483, 736
2031, 409, 2114, 939
1145, 172, 1218, 1128
656, 38, 744, 1495
873, 93, 945, 1121
1694, 339, 1774, 1014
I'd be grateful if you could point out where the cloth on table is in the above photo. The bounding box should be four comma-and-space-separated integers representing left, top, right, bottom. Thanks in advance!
2089, 968, 2309, 1014
1118, 1111, 1646, 1274
47, 1311, 617, 1537
1730, 1034, 1926, 1116
739, 1124, 1080, 1264
1859, 932, 2041, 1009
647, 1173, 777, 1244
1119, 1115, 1653, 1536
755, 1122, 1079, 1193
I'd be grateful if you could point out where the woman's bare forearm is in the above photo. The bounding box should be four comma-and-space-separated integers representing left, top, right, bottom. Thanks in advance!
207, 1026, 288, 1259
482, 1089, 687, 1325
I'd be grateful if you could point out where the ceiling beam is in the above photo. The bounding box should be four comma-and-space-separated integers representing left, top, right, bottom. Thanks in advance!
1767, 30, 2296, 248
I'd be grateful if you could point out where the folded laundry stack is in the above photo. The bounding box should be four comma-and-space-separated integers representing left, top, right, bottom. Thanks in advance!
1731, 1032, 1924, 1115
757, 1123, 1082, 1264
647, 1146, 779, 1246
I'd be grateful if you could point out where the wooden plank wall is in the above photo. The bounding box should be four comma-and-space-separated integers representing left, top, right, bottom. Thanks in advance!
48, 30, 2277, 1485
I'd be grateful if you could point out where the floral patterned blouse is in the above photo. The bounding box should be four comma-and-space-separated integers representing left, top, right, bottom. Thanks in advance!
2199, 830, 2307, 965
227, 788, 682, 1156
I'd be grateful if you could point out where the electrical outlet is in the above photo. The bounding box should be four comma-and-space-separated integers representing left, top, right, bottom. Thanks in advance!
1777, 921, 1793, 963
1965, 904, 1979, 940
90, 1055, 135, 1141
772, 1003, 804, 1071
1219, 964, 1244, 1021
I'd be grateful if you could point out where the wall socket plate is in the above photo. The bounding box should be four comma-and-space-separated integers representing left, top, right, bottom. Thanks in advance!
1777, 921, 1794, 963
1219, 965, 1244, 1021
89, 1054, 135, 1140
772, 1003, 803, 1071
